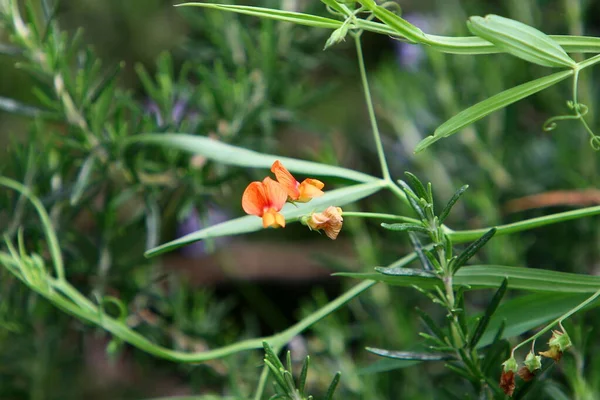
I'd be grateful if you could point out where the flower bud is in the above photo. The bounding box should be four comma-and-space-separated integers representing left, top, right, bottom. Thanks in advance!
500, 356, 518, 396
518, 351, 542, 382
304, 206, 343, 240
539, 329, 571, 362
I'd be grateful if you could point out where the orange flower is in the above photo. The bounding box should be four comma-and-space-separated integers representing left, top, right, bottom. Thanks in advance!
271, 160, 324, 202
305, 206, 343, 240
242, 177, 288, 228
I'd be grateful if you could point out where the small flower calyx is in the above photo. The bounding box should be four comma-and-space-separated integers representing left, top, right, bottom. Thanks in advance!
518, 351, 542, 382
539, 329, 571, 362
500, 356, 518, 396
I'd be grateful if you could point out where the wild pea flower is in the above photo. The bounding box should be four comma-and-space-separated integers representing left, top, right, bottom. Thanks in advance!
242, 161, 342, 237
242, 177, 288, 228
302, 206, 344, 240
271, 160, 324, 203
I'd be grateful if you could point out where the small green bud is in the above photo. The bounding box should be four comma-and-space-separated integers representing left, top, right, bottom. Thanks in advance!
502, 355, 518, 373
549, 329, 572, 351
524, 351, 542, 372
324, 24, 349, 50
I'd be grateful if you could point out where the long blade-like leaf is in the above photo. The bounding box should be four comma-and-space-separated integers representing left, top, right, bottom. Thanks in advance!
469, 278, 508, 348
415, 69, 573, 152
146, 181, 384, 257
128, 133, 378, 183
176, 3, 343, 29
366, 348, 454, 361
337, 265, 600, 293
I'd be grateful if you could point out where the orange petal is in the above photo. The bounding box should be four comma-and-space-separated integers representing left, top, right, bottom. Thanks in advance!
242, 181, 267, 216
271, 160, 299, 200
262, 177, 287, 210
297, 179, 325, 202
262, 208, 286, 228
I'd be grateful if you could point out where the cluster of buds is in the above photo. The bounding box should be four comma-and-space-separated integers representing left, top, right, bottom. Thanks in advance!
500, 327, 572, 397
241, 161, 343, 239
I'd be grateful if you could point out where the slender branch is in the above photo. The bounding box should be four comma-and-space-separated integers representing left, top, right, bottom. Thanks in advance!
354, 34, 391, 181
445, 204, 600, 243
512, 288, 600, 353
341, 211, 419, 224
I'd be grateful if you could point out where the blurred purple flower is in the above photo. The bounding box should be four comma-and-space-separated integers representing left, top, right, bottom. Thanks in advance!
145, 93, 200, 129
176, 205, 231, 258
394, 14, 431, 70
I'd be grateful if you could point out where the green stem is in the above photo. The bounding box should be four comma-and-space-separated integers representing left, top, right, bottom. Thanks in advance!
512, 288, 600, 353
0, 177, 65, 281
354, 34, 391, 182
445, 204, 600, 243
0, 247, 378, 363
341, 211, 419, 224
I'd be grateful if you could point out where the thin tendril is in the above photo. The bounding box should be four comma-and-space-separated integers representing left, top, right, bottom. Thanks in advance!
543, 66, 600, 149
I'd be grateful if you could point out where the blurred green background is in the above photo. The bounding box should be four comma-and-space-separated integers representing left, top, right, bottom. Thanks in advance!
2, 0, 600, 399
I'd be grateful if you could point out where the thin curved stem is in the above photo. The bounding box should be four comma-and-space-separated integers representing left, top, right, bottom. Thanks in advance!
512, 288, 600, 353
354, 34, 391, 182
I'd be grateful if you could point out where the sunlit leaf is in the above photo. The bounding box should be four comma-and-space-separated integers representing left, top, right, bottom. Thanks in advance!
146, 180, 384, 257
128, 133, 378, 183
415, 69, 573, 152
467, 15, 575, 68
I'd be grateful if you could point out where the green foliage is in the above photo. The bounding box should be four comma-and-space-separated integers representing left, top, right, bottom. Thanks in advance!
2, 0, 600, 398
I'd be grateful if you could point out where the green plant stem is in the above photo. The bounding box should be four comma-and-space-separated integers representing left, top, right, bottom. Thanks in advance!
341, 211, 420, 224
354, 34, 391, 182
0, 177, 65, 281
0, 246, 379, 362
512, 288, 600, 353
445, 204, 600, 243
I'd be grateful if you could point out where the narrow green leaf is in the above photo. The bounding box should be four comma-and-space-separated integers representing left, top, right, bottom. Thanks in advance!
439, 185, 469, 223
408, 232, 434, 271
324, 372, 341, 400
298, 356, 309, 396
469, 278, 508, 349
450, 228, 496, 273
146, 180, 383, 257
0, 96, 53, 118
415, 307, 447, 343
70, 153, 97, 206
403, 172, 429, 202
396, 180, 426, 219
380, 222, 429, 234
177, 3, 343, 29
467, 15, 575, 68
128, 133, 378, 183
415, 69, 573, 152
375, 267, 437, 279
337, 265, 600, 293
366, 348, 454, 361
